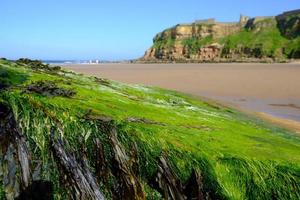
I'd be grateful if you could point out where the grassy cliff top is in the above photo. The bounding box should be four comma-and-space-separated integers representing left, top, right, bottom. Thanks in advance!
0, 59, 300, 199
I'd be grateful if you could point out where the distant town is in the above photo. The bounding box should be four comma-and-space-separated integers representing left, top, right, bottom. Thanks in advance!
41, 59, 130, 65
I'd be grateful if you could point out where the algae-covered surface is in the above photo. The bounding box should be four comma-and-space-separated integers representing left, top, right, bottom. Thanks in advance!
0, 59, 299, 199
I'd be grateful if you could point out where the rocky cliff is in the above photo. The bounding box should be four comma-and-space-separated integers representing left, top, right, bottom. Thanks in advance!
141, 9, 300, 62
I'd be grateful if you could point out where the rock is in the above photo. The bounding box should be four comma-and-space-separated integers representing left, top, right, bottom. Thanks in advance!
16, 180, 53, 200
126, 117, 166, 126
150, 154, 211, 200
93, 138, 110, 184
184, 169, 206, 200
50, 128, 104, 200
153, 154, 185, 200
96, 119, 146, 200
142, 20, 242, 62
16, 58, 61, 72
196, 43, 222, 61
0, 103, 32, 199
94, 77, 111, 86
25, 81, 76, 97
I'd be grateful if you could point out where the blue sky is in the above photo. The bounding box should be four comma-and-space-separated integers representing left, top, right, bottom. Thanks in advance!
0, 0, 299, 60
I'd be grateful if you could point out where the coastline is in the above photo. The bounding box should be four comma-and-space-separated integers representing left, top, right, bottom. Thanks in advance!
45, 58, 300, 65
134, 58, 300, 64
257, 112, 300, 135
187, 94, 300, 135
204, 96, 300, 135
64, 62, 300, 133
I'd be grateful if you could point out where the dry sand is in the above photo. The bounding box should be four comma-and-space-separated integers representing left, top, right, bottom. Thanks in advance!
64, 63, 300, 133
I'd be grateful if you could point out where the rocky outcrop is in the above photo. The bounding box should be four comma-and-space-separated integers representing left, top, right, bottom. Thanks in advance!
153, 154, 186, 200
150, 154, 213, 200
144, 43, 223, 61
276, 9, 300, 39
154, 22, 242, 41
191, 43, 223, 61
50, 128, 105, 200
98, 119, 145, 200
0, 103, 33, 199
141, 9, 300, 62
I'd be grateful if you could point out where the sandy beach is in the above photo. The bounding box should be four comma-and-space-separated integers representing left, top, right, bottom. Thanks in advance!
64, 63, 300, 133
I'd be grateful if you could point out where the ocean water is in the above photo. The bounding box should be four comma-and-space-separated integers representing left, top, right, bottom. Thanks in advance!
42, 60, 89, 65
42, 60, 126, 65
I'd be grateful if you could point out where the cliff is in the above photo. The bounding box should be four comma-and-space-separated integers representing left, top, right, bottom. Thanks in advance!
1, 59, 300, 199
142, 9, 300, 62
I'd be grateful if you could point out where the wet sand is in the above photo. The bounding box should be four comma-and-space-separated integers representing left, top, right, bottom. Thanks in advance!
64, 63, 300, 133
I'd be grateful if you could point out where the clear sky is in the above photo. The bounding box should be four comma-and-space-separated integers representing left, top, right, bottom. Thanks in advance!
1, 0, 299, 60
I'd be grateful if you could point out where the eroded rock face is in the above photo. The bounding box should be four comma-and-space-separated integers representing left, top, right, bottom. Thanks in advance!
0, 103, 32, 199
142, 21, 242, 62
93, 138, 110, 185
96, 119, 146, 200
154, 23, 242, 42
50, 128, 104, 200
16, 180, 53, 200
144, 43, 223, 61
150, 154, 209, 200
193, 43, 222, 61
153, 154, 185, 200
184, 169, 206, 200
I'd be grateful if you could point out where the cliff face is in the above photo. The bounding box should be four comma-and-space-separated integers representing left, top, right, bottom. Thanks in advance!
154, 22, 242, 40
144, 22, 242, 61
142, 9, 300, 62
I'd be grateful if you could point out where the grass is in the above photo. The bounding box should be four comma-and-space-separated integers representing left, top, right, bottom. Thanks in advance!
153, 37, 176, 49
182, 36, 213, 54
285, 37, 300, 58
0, 60, 300, 199
219, 27, 289, 58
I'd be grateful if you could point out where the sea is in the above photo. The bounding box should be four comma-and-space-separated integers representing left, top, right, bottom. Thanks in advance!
42, 60, 124, 65
42, 60, 90, 65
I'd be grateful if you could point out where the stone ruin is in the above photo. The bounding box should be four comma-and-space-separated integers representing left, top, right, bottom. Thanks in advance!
195, 18, 216, 25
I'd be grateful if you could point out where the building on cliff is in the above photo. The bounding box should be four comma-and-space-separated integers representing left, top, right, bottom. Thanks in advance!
195, 18, 216, 24
239, 15, 250, 25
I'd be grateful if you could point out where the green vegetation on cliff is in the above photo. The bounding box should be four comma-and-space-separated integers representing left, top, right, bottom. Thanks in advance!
152, 33, 176, 49
0, 59, 300, 199
182, 36, 213, 54
277, 11, 300, 39
285, 37, 300, 58
220, 25, 288, 58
